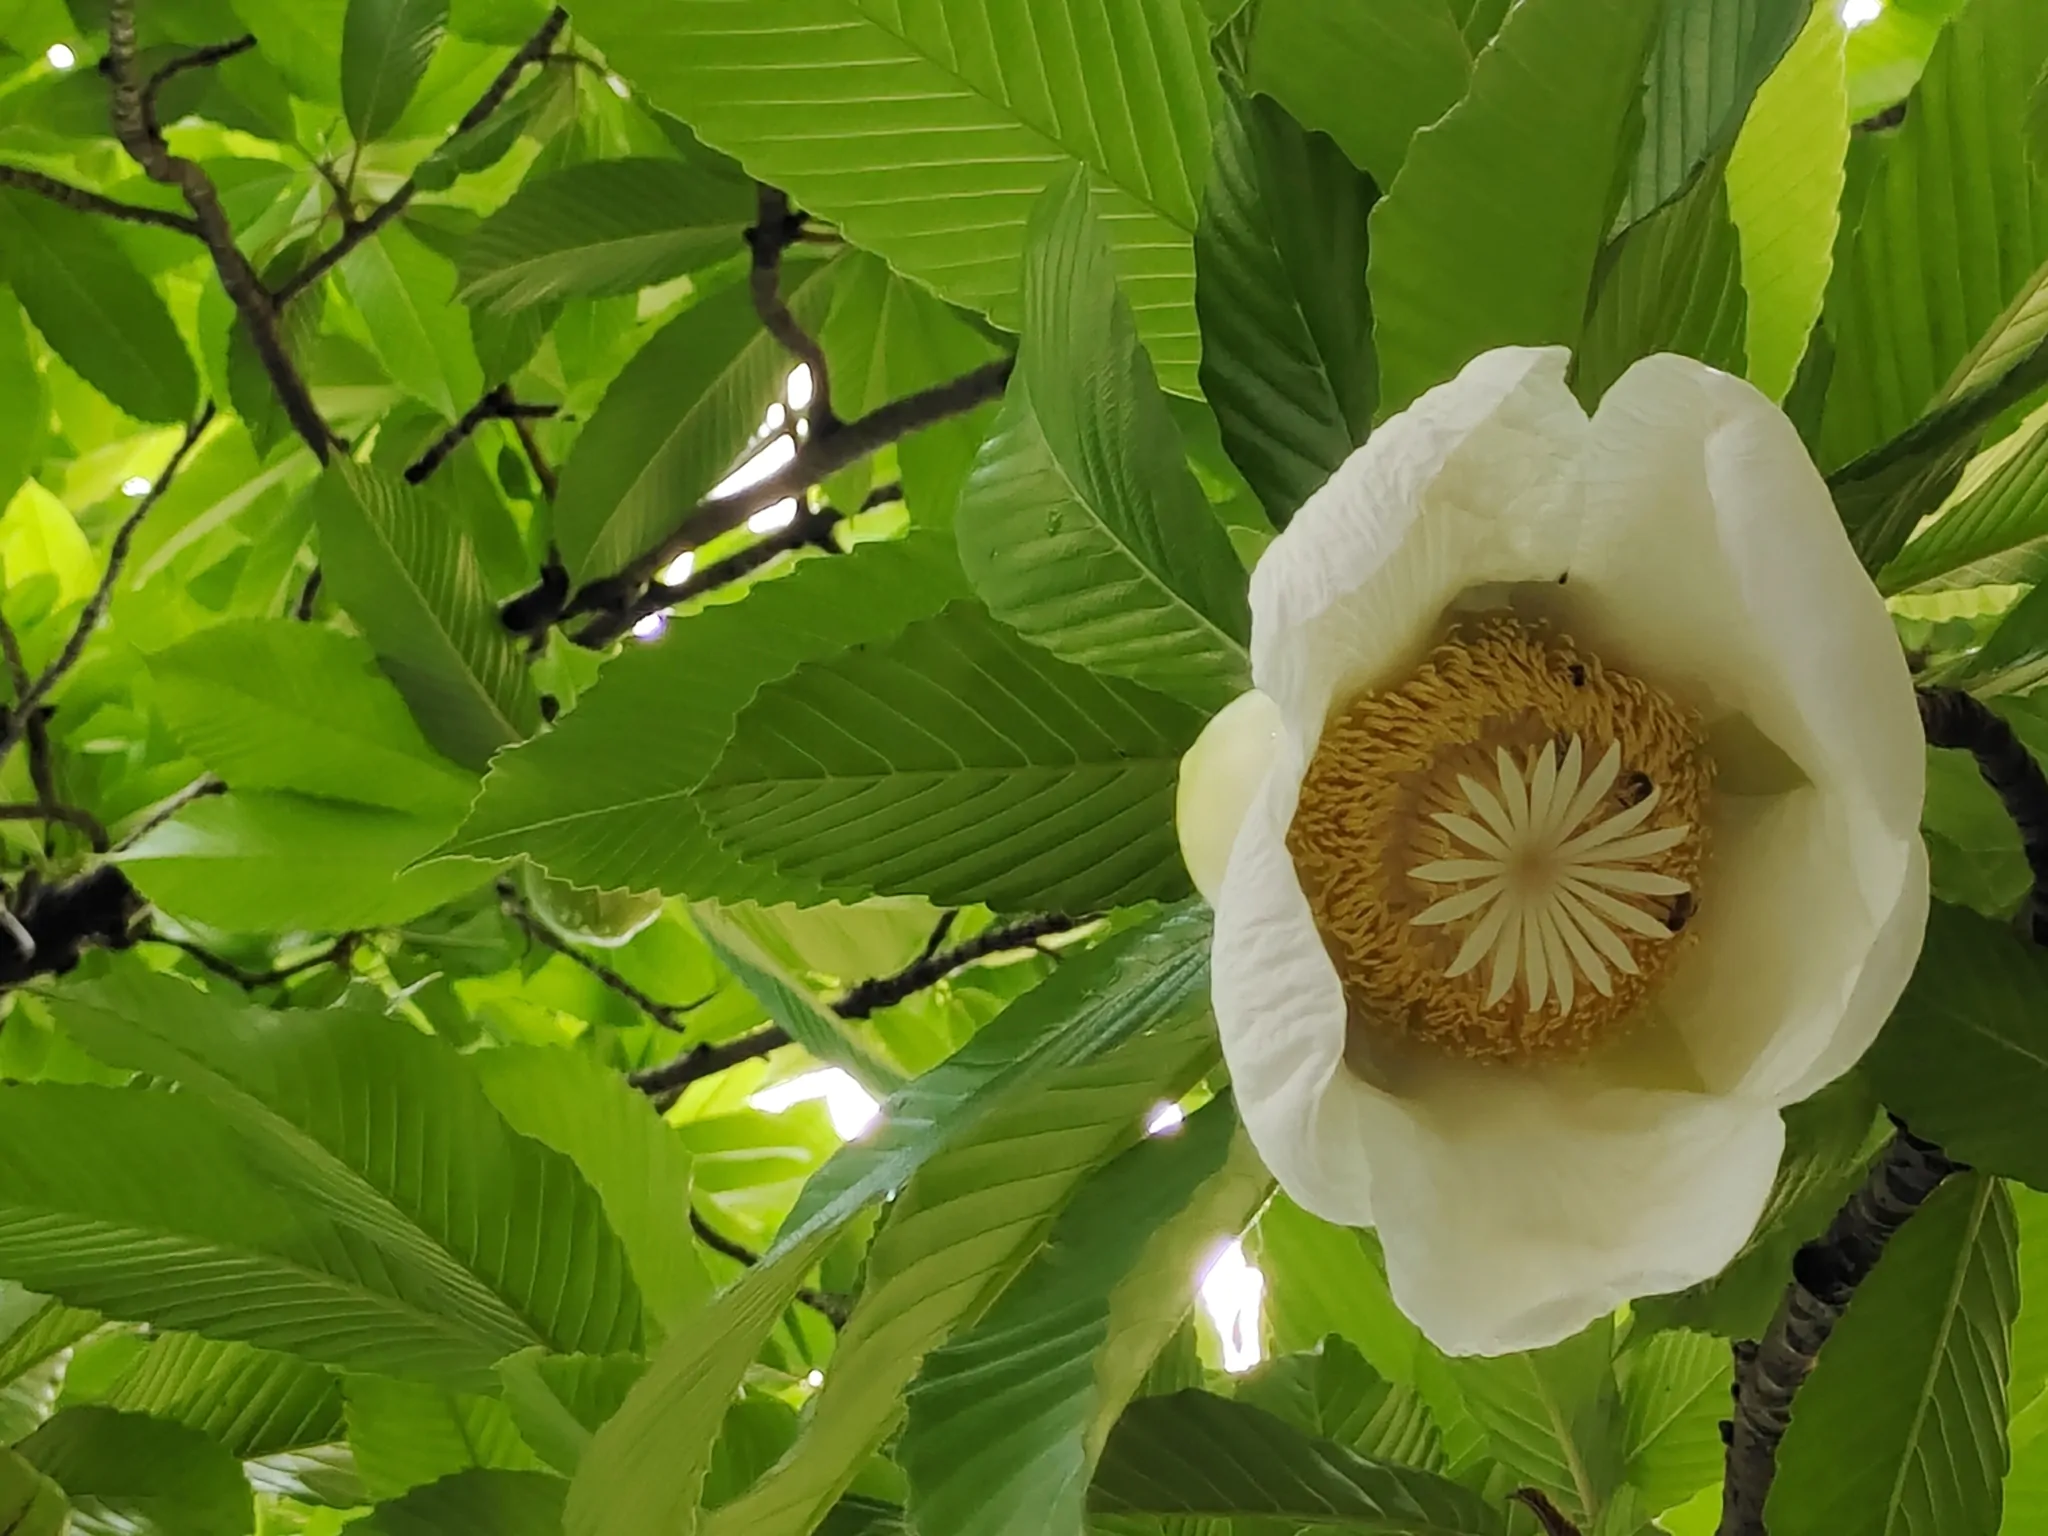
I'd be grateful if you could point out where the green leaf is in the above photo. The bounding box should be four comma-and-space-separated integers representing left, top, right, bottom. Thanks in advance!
553, 261, 837, 585
340, 221, 483, 421
698, 601, 1204, 912
344, 1375, 547, 1498
1248, 1196, 1423, 1388
1367, 0, 1664, 414
99, 1333, 345, 1459
1089, 1390, 1504, 1534
116, 789, 487, 932
48, 970, 642, 1370
696, 985, 1222, 1536
957, 172, 1250, 708
0, 1445, 67, 1536
564, 0, 1213, 395
1242, 0, 1471, 188
1618, 1330, 1730, 1517
0, 192, 198, 425
1442, 1321, 1624, 1530
145, 619, 477, 818
227, 0, 344, 102
1613, 0, 1810, 231
1817, 0, 2048, 471
1234, 1337, 1447, 1470
0, 289, 45, 509
16, 1407, 252, 1536
473, 1045, 712, 1338
1880, 408, 2048, 593
360, 1469, 567, 1536
1574, 160, 1747, 406
495, 1349, 643, 1475
441, 533, 966, 896
458, 158, 755, 311
1767, 1173, 2018, 1536
899, 1098, 1272, 1536
342, 0, 448, 143
1866, 902, 2048, 1191
1195, 86, 1377, 528
1725, 2, 1848, 403
312, 458, 542, 770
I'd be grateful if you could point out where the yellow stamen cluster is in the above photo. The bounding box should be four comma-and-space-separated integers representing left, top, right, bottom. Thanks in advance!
1287, 616, 1712, 1063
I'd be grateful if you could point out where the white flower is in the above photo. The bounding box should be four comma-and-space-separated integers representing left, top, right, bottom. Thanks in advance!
1179, 349, 1927, 1357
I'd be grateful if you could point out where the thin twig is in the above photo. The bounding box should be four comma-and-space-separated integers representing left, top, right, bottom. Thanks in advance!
145, 927, 361, 990
113, 774, 225, 851
566, 357, 1014, 618
498, 878, 710, 1031
105, 10, 332, 460
1717, 1129, 1960, 1536
0, 801, 106, 847
142, 34, 255, 133
1511, 1489, 1582, 1536
406, 385, 558, 484
748, 184, 836, 434
0, 163, 201, 234
510, 412, 558, 501
276, 7, 569, 306
1918, 687, 2048, 940
834, 913, 1084, 1019
689, 1209, 849, 1326
293, 567, 323, 621
628, 1026, 792, 1100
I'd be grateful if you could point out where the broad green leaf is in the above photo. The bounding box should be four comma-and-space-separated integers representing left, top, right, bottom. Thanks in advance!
565, 0, 1213, 395
344, 1375, 547, 1498
0, 1293, 98, 1395
442, 533, 966, 895
1882, 407, 2048, 593
0, 192, 198, 425
957, 173, 1250, 709
1614, 0, 1810, 230
49, 970, 642, 1368
1768, 1173, 2018, 1536
0, 478, 94, 609
1235, 1337, 1448, 1471
1195, 86, 1376, 528
1726, 2, 1848, 403
1817, 0, 2048, 471
1619, 1330, 1730, 1517
554, 261, 837, 585
0, 289, 44, 509
16, 1407, 252, 1536
116, 789, 487, 932
495, 1349, 644, 1475
473, 1045, 713, 1337
448, 0, 548, 43
145, 619, 477, 818
0, 1446, 66, 1536
227, 0, 344, 102
99, 1333, 345, 1459
1368, 0, 1664, 414
341, 222, 483, 421
458, 158, 755, 311
1867, 902, 2048, 1191
360, 1469, 567, 1536
1443, 1321, 1624, 1530
1089, 1390, 1503, 1534
1242, 0, 1470, 188
312, 458, 542, 769
1574, 161, 1747, 406
1843, 0, 1967, 119
567, 1230, 839, 1536
696, 990, 1222, 1536
776, 906, 1213, 1258
900, 1099, 1272, 1536
1248, 1197, 1423, 1388
698, 602, 1204, 912
342, 0, 449, 142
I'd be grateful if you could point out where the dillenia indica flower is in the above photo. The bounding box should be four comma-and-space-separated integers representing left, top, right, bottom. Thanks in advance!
1178, 348, 1927, 1357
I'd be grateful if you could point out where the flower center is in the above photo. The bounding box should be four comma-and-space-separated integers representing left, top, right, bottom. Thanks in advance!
1286, 616, 1712, 1063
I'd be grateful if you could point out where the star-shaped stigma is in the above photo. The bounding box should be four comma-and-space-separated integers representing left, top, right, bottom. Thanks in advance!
1408, 736, 1692, 1017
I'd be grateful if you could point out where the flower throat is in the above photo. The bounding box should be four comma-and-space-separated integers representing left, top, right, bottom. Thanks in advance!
1287, 616, 1713, 1063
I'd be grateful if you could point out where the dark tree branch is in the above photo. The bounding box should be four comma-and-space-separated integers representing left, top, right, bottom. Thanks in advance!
689, 1208, 849, 1326
406, 384, 558, 484
277, 6, 569, 305
0, 163, 202, 234
0, 801, 106, 847
833, 913, 1084, 1019
142, 33, 255, 131
566, 357, 1014, 620
748, 184, 836, 434
0, 612, 74, 847
145, 927, 361, 990
498, 878, 712, 1031
510, 412, 559, 501
1510, 1489, 1582, 1536
114, 774, 225, 851
571, 504, 844, 648
1918, 687, 2048, 941
1717, 1129, 1961, 1536
630, 1027, 791, 1104
105, 11, 332, 460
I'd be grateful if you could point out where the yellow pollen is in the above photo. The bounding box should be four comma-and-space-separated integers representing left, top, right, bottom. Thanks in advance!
1286, 616, 1712, 1063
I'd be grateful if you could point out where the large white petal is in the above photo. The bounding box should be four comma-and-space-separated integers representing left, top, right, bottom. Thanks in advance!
1568, 355, 1925, 1102
1176, 689, 1283, 905
1363, 1068, 1786, 1356
1249, 347, 1588, 740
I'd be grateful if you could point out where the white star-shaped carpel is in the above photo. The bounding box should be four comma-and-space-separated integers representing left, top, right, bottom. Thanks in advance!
1409, 736, 1692, 1015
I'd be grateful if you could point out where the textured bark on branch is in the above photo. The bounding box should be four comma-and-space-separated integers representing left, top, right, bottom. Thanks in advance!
1917, 686, 2048, 940
0, 163, 201, 234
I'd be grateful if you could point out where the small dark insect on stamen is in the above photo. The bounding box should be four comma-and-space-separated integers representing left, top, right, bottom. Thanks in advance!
1620, 770, 1653, 806
1568, 664, 1587, 687
1555, 570, 1569, 584
1666, 891, 1695, 933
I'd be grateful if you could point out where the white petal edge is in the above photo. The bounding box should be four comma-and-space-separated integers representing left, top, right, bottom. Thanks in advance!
1176, 689, 1283, 906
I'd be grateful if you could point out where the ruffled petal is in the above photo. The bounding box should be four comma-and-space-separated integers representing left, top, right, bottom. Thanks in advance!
1248, 347, 1588, 740
1176, 689, 1283, 905
1363, 1068, 1786, 1356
